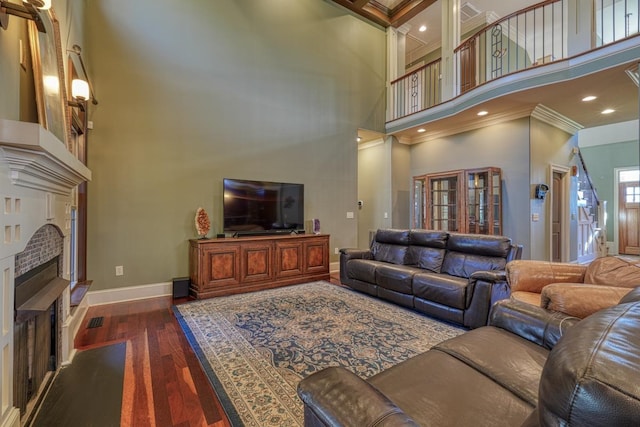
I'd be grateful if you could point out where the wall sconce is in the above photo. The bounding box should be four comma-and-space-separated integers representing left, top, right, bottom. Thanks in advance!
67, 45, 98, 105
68, 79, 89, 111
0, 0, 51, 32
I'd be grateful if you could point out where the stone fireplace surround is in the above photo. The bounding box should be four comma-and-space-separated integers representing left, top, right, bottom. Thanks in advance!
0, 119, 91, 427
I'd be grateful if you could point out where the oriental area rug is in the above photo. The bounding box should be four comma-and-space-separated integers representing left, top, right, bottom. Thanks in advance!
173, 281, 465, 426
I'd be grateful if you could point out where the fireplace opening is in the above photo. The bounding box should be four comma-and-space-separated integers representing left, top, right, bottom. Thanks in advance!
14, 256, 67, 418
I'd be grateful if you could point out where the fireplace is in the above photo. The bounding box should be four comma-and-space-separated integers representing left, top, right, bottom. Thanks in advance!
13, 226, 66, 418
0, 119, 92, 427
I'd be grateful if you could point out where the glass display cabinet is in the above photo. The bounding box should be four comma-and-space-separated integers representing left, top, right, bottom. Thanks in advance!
465, 167, 502, 235
413, 167, 502, 235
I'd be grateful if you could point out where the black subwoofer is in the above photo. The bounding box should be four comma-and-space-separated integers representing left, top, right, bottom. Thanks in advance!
172, 277, 190, 298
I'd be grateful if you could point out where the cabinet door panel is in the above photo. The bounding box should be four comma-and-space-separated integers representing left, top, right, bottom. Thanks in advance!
276, 242, 303, 277
305, 240, 328, 274
241, 243, 273, 283
204, 245, 240, 288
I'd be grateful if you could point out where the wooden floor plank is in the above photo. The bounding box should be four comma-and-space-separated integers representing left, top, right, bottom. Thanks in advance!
74, 296, 231, 427
71, 277, 342, 426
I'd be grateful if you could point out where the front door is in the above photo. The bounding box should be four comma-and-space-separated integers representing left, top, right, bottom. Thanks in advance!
619, 180, 640, 255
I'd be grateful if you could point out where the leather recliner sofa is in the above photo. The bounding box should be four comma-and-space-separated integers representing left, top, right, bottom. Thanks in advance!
340, 229, 522, 328
298, 287, 640, 427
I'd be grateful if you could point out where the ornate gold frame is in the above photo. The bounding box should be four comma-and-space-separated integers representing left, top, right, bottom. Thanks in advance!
28, 8, 69, 146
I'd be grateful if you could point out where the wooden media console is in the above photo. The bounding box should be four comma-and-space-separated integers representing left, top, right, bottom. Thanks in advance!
188, 234, 330, 299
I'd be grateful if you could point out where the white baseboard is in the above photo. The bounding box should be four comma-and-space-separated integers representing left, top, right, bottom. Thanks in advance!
330, 261, 339, 273
86, 282, 172, 306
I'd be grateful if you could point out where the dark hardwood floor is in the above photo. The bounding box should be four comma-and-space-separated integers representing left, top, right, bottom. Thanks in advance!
71, 273, 342, 426
74, 296, 231, 427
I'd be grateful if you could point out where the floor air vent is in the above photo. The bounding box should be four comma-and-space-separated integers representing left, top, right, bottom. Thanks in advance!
87, 316, 104, 329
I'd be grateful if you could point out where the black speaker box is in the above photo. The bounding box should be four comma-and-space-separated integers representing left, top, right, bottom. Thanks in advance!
172, 277, 190, 298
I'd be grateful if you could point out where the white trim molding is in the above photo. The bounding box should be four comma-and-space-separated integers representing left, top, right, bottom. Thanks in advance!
86, 282, 172, 307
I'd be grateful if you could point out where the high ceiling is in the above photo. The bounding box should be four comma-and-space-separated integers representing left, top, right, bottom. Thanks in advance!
334, 0, 639, 142
329, 0, 438, 28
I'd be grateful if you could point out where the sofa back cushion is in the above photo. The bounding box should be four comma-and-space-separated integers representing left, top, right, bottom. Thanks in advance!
584, 256, 640, 288
441, 233, 512, 278
371, 229, 410, 265
407, 230, 448, 272
537, 300, 640, 425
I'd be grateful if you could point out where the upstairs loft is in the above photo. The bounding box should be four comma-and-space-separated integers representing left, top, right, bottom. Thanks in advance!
348, 0, 640, 142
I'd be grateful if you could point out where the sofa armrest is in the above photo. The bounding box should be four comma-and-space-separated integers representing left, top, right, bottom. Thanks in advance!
470, 270, 506, 282
463, 271, 509, 329
297, 367, 419, 427
339, 248, 373, 260
541, 283, 632, 319
339, 249, 373, 283
506, 260, 587, 294
489, 298, 580, 349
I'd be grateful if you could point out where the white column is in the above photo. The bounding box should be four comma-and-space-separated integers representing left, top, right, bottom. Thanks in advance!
441, 0, 460, 101
386, 27, 399, 122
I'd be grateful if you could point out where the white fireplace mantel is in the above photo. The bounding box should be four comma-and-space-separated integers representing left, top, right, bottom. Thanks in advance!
0, 119, 92, 427
0, 119, 91, 194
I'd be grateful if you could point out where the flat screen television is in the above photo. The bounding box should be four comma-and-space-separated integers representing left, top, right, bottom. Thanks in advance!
223, 178, 305, 235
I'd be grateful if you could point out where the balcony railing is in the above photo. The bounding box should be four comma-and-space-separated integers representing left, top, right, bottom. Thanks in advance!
388, 59, 441, 121
388, 0, 640, 121
596, 0, 640, 46
454, 0, 565, 95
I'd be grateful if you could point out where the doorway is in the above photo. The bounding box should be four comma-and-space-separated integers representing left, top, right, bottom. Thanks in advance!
617, 168, 640, 255
550, 166, 570, 262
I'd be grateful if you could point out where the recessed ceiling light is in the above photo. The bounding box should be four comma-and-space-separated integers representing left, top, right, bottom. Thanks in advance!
602, 108, 615, 114
417, 128, 426, 133
419, 25, 427, 32
582, 95, 597, 102
477, 111, 488, 116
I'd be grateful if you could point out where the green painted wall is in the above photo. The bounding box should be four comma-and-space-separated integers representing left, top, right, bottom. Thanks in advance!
529, 118, 578, 261
84, 0, 386, 290
357, 139, 390, 248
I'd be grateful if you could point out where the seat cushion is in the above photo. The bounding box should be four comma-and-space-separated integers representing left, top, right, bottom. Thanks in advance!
346, 259, 387, 283
369, 327, 545, 426
511, 291, 542, 307
375, 264, 421, 294
413, 272, 468, 309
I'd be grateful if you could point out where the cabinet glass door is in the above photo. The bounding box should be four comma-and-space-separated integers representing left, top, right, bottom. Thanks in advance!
467, 171, 488, 234
492, 170, 502, 235
466, 167, 502, 235
428, 174, 460, 231
413, 177, 426, 228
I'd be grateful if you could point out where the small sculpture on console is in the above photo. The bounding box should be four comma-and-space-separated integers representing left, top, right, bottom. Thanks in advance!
195, 207, 211, 238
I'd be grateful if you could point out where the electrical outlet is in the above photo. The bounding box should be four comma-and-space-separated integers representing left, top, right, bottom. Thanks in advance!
334, 247, 339, 254
115, 265, 124, 276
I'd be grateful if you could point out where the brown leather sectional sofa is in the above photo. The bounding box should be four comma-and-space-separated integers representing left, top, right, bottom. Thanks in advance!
298, 287, 640, 426
340, 229, 522, 329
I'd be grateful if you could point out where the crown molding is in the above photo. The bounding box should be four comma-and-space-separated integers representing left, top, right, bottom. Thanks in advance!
408, 105, 535, 144
531, 104, 584, 135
